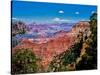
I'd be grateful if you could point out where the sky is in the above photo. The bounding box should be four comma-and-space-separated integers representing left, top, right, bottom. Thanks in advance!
12, 0, 97, 24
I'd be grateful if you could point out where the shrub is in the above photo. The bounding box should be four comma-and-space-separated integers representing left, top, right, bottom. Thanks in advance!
12, 48, 37, 74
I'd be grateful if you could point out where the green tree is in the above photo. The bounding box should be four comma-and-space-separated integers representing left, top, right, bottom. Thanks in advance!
12, 48, 37, 74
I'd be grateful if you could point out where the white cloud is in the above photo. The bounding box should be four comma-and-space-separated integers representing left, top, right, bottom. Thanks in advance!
58, 10, 64, 14
60, 19, 70, 22
81, 19, 90, 21
91, 11, 95, 14
53, 17, 70, 22
53, 17, 60, 21
75, 12, 79, 14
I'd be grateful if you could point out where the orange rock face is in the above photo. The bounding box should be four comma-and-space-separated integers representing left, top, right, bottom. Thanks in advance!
12, 21, 90, 70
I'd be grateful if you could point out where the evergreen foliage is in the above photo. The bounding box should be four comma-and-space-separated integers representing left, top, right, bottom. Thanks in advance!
12, 48, 37, 74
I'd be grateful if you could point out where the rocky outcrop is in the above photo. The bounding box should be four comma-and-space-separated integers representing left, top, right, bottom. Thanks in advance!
12, 21, 27, 36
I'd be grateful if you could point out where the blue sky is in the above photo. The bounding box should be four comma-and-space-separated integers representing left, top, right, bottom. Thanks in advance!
12, 1, 97, 24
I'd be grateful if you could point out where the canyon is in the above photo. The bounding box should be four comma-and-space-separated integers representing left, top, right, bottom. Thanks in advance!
12, 21, 90, 70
